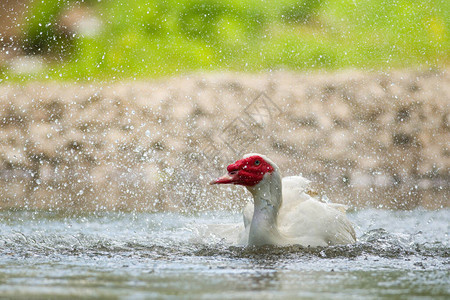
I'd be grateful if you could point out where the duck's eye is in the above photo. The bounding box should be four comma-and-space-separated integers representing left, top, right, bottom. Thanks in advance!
254, 160, 261, 166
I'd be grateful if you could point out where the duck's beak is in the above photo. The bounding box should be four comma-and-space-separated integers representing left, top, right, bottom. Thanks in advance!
210, 172, 238, 185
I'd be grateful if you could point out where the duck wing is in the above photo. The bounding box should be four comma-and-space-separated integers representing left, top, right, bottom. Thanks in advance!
278, 176, 356, 246
280, 198, 356, 246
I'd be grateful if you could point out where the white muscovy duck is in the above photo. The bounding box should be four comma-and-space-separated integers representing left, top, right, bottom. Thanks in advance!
210, 153, 356, 247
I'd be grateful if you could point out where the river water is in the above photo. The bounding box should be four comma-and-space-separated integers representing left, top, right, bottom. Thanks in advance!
0, 209, 448, 299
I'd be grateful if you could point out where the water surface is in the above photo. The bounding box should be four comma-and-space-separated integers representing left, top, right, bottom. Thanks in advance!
0, 209, 448, 299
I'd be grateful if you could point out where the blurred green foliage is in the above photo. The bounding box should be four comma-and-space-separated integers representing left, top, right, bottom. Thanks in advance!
22, 0, 73, 55
4, 0, 449, 80
281, 0, 323, 23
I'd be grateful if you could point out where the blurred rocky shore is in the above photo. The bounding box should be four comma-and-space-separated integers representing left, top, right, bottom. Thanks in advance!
0, 70, 448, 211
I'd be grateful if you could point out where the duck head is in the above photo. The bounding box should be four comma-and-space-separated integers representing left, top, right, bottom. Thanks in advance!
210, 154, 276, 187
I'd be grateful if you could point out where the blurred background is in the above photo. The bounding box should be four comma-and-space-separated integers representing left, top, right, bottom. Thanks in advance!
0, 0, 449, 211
0, 0, 448, 80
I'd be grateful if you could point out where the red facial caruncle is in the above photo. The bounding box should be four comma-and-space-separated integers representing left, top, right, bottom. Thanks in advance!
210, 155, 274, 186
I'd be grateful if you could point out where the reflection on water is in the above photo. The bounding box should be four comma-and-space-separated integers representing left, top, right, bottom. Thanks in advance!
0, 209, 448, 299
